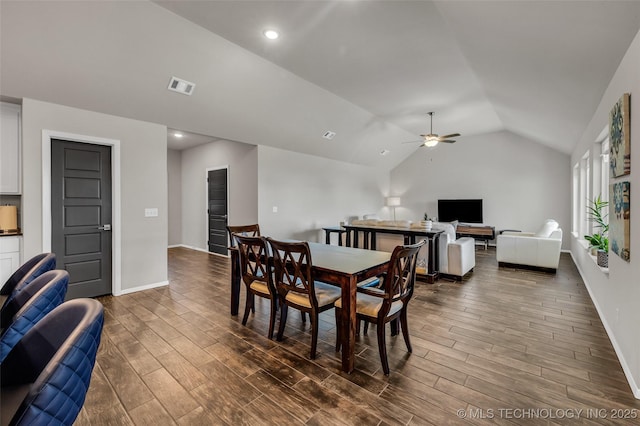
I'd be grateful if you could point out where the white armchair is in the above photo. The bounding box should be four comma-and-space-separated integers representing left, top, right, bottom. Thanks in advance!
496, 219, 563, 272
432, 222, 476, 279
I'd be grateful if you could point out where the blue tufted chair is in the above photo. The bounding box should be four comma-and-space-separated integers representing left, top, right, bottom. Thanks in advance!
0, 270, 69, 362
0, 253, 57, 310
0, 298, 104, 426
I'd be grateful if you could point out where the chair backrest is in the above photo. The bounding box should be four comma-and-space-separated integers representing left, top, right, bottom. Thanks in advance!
549, 228, 563, 240
226, 224, 260, 247
378, 240, 425, 315
234, 234, 276, 296
0, 298, 104, 426
267, 239, 318, 308
534, 219, 559, 237
0, 253, 57, 299
0, 270, 69, 362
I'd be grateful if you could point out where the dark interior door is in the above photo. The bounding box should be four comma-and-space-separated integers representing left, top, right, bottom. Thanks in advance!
208, 168, 228, 255
51, 139, 112, 299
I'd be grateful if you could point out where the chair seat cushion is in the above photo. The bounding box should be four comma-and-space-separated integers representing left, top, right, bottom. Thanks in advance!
285, 282, 341, 308
249, 280, 270, 295
335, 293, 403, 318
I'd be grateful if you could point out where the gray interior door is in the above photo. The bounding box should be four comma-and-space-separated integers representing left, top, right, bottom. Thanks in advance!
208, 168, 228, 255
51, 139, 112, 299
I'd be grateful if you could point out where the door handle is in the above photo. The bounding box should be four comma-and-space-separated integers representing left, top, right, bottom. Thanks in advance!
98, 224, 112, 231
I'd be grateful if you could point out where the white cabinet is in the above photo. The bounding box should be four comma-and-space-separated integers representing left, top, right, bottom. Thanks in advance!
0, 102, 22, 194
0, 236, 21, 284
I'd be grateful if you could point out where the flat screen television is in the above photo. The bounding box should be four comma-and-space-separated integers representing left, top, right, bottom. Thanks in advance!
438, 199, 483, 223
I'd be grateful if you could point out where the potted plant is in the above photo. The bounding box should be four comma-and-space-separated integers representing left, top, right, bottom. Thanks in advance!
584, 195, 609, 267
423, 212, 433, 230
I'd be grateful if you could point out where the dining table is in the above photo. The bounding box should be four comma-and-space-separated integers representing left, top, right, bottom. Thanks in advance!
229, 241, 391, 374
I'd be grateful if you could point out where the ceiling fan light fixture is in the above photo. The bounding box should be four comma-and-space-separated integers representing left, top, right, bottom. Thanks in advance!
263, 29, 279, 40
424, 139, 438, 148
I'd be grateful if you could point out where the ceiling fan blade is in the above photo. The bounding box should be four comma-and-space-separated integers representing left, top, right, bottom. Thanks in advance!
437, 133, 460, 140
439, 139, 456, 143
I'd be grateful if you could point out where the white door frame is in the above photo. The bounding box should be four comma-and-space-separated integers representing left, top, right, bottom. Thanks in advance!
205, 165, 229, 257
42, 130, 123, 295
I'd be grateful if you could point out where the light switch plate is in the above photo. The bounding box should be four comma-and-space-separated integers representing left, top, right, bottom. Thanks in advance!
145, 208, 159, 217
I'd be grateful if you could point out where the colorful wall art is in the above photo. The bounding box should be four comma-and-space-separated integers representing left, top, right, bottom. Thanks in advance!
610, 181, 630, 262
609, 93, 630, 177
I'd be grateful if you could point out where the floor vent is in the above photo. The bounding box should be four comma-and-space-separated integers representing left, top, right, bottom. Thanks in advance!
168, 76, 195, 96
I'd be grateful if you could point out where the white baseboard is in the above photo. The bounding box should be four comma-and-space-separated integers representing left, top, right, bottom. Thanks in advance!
116, 280, 169, 296
570, 251, 640, 399
169, 244, 230, 258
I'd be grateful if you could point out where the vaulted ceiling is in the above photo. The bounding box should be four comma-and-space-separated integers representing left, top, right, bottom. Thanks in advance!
2, 1, 640, 169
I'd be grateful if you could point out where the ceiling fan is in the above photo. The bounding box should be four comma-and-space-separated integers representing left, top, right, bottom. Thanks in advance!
406, 112, 461, 147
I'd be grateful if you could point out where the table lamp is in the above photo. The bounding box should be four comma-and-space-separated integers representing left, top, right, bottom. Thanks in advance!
386, 197, 401, 221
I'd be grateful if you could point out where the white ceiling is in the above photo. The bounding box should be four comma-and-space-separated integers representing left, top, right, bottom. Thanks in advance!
2, 1, 640, 168
167, 129, 223, 151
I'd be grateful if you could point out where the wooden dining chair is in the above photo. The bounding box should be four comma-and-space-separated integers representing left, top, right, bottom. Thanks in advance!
234, 234, 278, 339
335, 240, 425, 375
267, 238, 341, 359
226, 224, 261, 247
227, 224, 261, 315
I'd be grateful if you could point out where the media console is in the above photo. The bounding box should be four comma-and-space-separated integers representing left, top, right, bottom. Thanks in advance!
456, 224, 496, 249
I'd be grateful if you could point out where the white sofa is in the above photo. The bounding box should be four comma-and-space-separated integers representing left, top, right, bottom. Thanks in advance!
496, 219, 563, 272
432, 222, 476, 279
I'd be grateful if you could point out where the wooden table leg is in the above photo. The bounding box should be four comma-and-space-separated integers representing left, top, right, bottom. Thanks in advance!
425, 234, 440, 284
230, 248, 241, 315
340, 276, 357, 373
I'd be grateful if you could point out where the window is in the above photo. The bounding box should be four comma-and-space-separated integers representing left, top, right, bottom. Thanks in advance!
600, 138, 610, 205
572, 163, 579, 234
572, 129, 610, 257
575, 151, 590, 239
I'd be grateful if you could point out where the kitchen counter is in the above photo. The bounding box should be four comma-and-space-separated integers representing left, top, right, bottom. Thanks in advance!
0, 231, 22, 237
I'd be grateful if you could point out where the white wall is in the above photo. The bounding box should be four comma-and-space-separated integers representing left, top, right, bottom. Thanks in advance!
167, 149, 182, 246
181, 140, 258, 251
257, 145, 388, 242
21, 98, 168, 292
390, 130, 571, 247
571, 29, 640, 398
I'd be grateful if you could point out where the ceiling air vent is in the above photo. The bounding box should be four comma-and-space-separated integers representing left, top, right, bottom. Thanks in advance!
168, 76, 195, 96
322, 131, 336, 140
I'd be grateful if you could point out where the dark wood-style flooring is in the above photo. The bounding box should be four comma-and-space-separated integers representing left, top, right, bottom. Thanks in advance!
75, 246, 640, 425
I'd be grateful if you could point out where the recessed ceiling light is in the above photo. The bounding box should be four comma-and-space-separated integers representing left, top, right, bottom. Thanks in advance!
263, 29, 279, 40
174, 132, 183, 138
